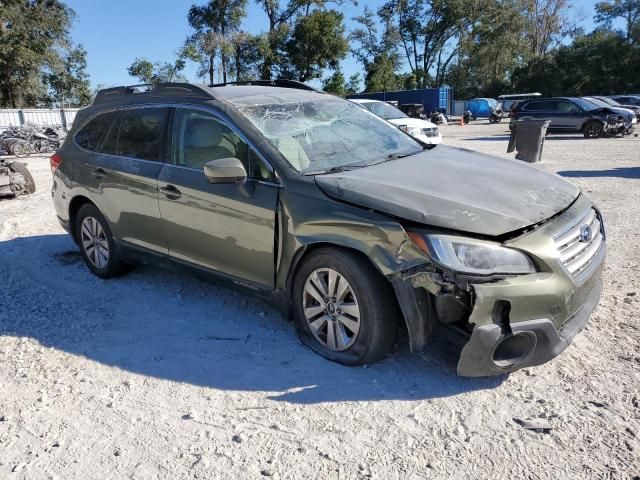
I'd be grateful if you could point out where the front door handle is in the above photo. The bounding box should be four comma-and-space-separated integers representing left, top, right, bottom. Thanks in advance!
92, 168, 106, 178
160, 184, 181, 199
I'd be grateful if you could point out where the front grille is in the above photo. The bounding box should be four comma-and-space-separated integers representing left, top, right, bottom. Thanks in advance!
554, 208, 604, 278
422, 127, 438, 137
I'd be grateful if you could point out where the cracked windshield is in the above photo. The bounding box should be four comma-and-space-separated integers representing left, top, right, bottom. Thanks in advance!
238, 98, 423, 174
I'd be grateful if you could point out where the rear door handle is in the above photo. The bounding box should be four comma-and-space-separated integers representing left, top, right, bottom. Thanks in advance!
160, 184, 181, 199
92, 168, 106, 178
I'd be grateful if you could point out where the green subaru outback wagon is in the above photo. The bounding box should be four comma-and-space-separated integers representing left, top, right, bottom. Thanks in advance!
51, 81, 606, 376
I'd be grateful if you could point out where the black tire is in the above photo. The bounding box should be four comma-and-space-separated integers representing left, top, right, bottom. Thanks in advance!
12, 141, 32, 158
489, 115, 497, 124
75, 203, 131, 279
9, 162, 35, 194
583, 120, 604, 138
292, 248, 397, 366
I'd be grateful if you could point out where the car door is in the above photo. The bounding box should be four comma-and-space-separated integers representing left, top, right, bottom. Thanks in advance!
75, 107, 170, 254
553, 100, 584, 130
157, 106, 279, 288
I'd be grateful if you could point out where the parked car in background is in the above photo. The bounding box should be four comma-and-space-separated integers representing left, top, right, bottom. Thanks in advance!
511, 97, 635, 138
350, 99, 442, 145
584, 96, 640, 121
498, 92, 542, 116
610, 95, 640, 106
51, 81, 605, 376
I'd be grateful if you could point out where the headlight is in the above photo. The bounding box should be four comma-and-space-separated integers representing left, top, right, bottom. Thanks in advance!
408, 233, 536, 275
398, 125, 422, 137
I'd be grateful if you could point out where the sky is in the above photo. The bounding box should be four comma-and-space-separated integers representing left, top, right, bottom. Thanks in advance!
64, 0, 606, 91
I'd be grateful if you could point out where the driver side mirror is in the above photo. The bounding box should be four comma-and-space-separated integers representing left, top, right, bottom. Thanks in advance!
204, 158, 247, 184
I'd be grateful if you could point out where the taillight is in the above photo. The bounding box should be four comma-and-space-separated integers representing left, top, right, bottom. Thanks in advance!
50, 153, 63, 175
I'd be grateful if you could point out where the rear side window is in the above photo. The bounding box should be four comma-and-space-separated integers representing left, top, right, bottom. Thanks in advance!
75, 111, 118, 151
117, 108, 169, 162
523, 101, 555, 111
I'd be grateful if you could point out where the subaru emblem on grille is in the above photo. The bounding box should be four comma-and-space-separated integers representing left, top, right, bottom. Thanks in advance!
579, 225, 593, 243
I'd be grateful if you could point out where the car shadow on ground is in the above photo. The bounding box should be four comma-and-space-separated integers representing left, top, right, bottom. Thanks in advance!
0, 234, 505, 404
462, 134, 591, 142
558, 167, 640, 179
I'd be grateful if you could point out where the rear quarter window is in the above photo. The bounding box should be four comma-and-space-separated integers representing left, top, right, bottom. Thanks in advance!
74, 111, 118, 151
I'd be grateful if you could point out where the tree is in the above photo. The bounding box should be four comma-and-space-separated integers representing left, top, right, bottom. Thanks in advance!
186, 0, 248, 84
511, 29, 640, 95
381, 0, 483, 87
127, 55, 188, 85
285, 10, 348, 81
255, 0, 355, 79
350, 6, 403, 91
345, 72, 361, 95
322, 70, 346, 96
520, 0, 580, 56
0, 0, 78, 107
228, 31, 266, 80
595, 0, 640, 43
45, 45, 91, 107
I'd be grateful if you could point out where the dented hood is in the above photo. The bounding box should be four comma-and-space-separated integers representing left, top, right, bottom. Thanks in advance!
315, 146, 580, 237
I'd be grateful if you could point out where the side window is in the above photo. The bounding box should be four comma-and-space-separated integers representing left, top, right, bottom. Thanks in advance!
117, 108, 169, 161
173, 108, 274, 182
75, 111, 118, 151
523, 101, 548, 111
98, 113, 121, 155
555, 101, 579, 113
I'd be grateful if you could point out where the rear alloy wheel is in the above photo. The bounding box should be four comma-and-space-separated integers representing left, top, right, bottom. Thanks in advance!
583, 120, 604, 138
80, 216, 110, 269
293, 248, 397, 366
76, 203, 130, 278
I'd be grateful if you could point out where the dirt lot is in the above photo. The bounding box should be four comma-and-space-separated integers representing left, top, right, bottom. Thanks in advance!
1, 122, 639, 479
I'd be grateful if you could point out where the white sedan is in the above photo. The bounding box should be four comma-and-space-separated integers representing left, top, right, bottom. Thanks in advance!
350, 99, 442, 145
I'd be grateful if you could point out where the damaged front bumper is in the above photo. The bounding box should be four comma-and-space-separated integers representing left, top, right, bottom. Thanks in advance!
392, 196, 606, 377
457, 273, 602, 376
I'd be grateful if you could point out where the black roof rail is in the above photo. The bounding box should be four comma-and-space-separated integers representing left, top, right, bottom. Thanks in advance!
209, 79, 324, 93
93, 82, 215, 105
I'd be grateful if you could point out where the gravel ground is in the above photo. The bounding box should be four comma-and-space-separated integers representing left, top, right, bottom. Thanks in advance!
0, 122, 639, 479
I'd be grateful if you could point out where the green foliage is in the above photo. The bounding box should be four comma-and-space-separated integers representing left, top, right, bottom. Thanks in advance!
285, 10, 348, 81
45, 45, 91, 107
595, 0, 640, 42
322, 70, 346, 96
364, 54, 400, 92
512, 30, 640, 95
345, 73, 362, 95
186, 0, 248, 83
0, 0, 87, 107
127, 56, 187, 85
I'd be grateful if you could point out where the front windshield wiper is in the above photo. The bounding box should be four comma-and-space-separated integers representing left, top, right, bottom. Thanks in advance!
303, 164, 368, 175
385, 151, 422, 161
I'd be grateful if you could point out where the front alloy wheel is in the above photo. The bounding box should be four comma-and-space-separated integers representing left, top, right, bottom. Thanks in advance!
293, 248, 397, 366
303, 268, 361, 351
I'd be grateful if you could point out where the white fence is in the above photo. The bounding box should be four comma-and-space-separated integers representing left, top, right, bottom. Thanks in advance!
0, 108, 83, 132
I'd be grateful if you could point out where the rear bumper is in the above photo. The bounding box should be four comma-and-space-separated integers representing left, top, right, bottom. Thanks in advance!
457, 275, 602, 377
